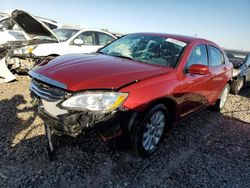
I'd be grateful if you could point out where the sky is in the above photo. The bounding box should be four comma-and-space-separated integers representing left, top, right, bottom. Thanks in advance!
1, 0, 250, 51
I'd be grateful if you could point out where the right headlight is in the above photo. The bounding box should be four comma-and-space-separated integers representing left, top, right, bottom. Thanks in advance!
61, 91, 129, 113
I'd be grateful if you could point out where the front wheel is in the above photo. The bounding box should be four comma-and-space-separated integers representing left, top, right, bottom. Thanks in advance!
130, 104, 169, 157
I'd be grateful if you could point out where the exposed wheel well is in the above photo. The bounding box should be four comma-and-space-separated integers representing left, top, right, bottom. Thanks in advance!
147, 98, 177, 124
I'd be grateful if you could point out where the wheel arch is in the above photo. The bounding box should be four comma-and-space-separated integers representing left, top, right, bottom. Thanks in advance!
145, 97, 178, 124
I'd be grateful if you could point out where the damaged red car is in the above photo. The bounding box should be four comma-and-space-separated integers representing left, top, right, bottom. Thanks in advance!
29, 33, 232, 158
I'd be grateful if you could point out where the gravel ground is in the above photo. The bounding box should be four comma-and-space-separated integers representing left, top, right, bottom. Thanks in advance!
0, 76, 250, 187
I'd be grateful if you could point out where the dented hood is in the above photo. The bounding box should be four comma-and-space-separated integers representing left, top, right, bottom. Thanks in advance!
11, 9, 59, 42
31, 53, 173, 91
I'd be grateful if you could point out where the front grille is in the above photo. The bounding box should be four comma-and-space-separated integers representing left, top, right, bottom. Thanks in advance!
30, 79, 67, 101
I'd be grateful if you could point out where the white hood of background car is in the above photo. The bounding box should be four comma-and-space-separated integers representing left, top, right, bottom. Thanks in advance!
11, 9, 59, 42
32, 42, 68, 56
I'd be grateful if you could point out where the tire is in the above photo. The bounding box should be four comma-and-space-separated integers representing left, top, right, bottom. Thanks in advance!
231, 77, 244, 95
213, 83, 230, 111
130, 104, 169, 157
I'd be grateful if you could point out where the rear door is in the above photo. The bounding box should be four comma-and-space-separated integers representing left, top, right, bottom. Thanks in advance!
207, 46, 230, 101
96, 32, 116, 47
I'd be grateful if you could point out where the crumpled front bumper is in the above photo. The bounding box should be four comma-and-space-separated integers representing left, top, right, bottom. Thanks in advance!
30, 77, 135, 141
37, 105, 84, 137
36, 99, 134, 140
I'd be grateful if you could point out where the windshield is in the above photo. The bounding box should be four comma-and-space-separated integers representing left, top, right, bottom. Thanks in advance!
100, 34, 187, 68
53, 28, 80, 42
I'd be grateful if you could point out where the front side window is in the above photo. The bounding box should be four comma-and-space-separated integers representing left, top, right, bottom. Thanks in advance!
209, 46, 224, 67
100, 34, 186, 68
76, 31, 96, 45
98, 32, 115, 45
185, 44, 208, 70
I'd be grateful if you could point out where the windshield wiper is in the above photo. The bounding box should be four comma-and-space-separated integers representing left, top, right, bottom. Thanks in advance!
96, 51, 106, 55
112, 55, 136, 61
97, 52, 139, 62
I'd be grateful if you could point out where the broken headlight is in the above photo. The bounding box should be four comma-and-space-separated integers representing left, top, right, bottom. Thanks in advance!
232, 69, 241, 77
61, 92, 129, 113
13, 45, 37, 55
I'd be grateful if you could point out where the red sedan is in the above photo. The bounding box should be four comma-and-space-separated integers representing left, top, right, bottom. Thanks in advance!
29, 33, 232, 158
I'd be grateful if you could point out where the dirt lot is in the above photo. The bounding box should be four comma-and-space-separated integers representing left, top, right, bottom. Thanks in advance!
0, 76, 250, 187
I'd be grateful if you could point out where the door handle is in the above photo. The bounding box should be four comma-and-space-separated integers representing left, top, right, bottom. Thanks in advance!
223, 67, 227, 71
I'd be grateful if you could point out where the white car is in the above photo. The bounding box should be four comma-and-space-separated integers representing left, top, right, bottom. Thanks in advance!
30, 27, 117, 57
0, 11, 59, 45
5, 10, 117, 73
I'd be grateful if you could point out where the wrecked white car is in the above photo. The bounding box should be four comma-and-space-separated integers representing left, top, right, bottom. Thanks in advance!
0, 11, 59, 45
7, 27, 117, 73
4, 10, 117, 73
2, 9, 62, 73
0, 9, 61, 81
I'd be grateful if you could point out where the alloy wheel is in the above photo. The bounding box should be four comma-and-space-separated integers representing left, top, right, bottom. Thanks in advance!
142, 111, 165, 152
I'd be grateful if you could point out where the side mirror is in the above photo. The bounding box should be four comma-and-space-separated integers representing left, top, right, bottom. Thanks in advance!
188, 64, 210, 75
73, 39, 84, 45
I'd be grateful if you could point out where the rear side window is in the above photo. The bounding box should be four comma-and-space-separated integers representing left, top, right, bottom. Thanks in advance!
245, 55, 250, 66
208, 46, 224, 67
185, 44, 208, 69
98, 32, 115, 45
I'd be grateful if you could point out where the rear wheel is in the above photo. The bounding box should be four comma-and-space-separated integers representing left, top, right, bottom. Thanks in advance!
213, 83, 230, 111
231, 77, 244, 95
130, 104, 169, 157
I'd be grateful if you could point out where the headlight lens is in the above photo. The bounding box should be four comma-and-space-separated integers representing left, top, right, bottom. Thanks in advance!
13, 45, 37, 55
61, 92, 129, 112
232, 69, 241, 77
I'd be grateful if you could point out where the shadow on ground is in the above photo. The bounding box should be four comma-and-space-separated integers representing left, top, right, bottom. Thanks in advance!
240, 86, 250, 98
0, 94, 250, 187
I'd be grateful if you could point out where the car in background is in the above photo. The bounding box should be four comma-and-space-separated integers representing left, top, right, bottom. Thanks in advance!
25, 27, 117, 57
28, 33, 232, 158
0, 9, 61, 82
4, 10, 117, 73
0, 11, 59, 45
225, 50, 250, 94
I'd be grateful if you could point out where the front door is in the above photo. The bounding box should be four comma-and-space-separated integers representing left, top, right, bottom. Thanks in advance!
179, 44, 213, 117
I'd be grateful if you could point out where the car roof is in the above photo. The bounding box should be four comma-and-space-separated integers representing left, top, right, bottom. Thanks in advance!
129, 32, 211, 43
56, 27, 114, 34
